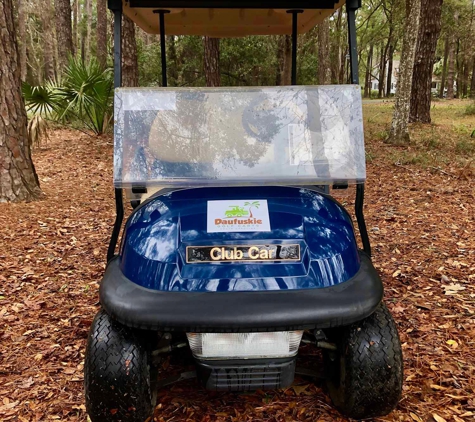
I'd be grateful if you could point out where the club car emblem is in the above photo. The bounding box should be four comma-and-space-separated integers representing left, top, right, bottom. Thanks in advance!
186, 244, 300, 263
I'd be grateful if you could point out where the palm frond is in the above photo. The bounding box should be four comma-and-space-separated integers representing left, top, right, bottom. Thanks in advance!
22, 82, 63, 117
22, 57, 113, 135
27, 115, 50, 149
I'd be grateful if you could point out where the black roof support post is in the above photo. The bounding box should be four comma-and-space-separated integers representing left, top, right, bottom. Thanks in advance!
347, 0, 360, 85
107, 0, 124, 263
154, 10, 170, 87
287, 10, 303, 85
347, 0, 371, 257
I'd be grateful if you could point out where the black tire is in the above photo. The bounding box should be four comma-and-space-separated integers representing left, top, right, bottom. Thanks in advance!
84, 309, 154, 422
323, 302, 403, 420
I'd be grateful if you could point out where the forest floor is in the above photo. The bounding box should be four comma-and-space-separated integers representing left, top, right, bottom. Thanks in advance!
0, 99, 474, 422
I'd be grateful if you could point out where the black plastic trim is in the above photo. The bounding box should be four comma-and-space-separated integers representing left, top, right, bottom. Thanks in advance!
100, 251, 383, 332
154, 9, 170, 87
107, 6, 124, 263
107, 188, 124, 263
195, 357, 296, 391
346, 2, 371, 257
356, 184, 371, 256
288, 10, 303, 85
131, 186, 147, 194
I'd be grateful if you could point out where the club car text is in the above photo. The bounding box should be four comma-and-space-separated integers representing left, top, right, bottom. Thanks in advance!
186, 244, 300, 263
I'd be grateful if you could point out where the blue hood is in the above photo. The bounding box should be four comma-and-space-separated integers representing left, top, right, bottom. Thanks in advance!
119, 186, 360, 292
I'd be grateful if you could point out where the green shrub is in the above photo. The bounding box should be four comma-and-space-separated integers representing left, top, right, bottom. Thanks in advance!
377, 129, 389, 140
22, 81, 62, 116
23, 58, 113, 135
465, 102, 475, 115
455, 139, 475, 155
424, 137, 440, 149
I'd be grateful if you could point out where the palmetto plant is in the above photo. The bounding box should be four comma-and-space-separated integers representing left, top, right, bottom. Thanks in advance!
21, 81, 62, 117
22, 58, 113, 135
244, 201, 260, 217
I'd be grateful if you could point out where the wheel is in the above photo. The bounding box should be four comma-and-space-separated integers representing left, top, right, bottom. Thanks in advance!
84, 309, 155, 422
323, 302, 403, 420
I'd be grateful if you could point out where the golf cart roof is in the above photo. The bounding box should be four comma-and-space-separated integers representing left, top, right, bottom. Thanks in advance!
122, 0, 346, 37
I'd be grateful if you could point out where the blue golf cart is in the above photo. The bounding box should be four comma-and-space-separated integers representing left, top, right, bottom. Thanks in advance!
84, 1, 403, 421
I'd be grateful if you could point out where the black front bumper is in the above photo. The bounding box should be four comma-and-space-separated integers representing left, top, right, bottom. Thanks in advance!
100, 252, 383, 332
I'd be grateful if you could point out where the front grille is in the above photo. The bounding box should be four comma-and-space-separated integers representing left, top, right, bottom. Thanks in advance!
195, 357, 296, 391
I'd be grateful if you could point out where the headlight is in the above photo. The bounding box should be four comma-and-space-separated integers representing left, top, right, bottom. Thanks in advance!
187, 331, 303, 360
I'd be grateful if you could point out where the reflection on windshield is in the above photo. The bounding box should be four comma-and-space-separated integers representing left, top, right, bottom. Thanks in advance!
114, 86, 365, 187
146, 90, 279, 179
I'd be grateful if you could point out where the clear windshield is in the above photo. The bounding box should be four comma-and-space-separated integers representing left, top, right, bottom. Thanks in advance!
113, 85, 365, 188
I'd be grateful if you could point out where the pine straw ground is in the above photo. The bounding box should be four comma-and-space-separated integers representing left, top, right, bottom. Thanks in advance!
0, 100, 474, 422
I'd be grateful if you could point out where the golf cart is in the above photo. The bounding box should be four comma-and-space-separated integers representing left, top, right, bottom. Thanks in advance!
84, 0, 403, 420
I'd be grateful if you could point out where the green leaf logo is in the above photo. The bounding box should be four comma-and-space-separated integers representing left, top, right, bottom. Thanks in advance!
244, 201, 260, 218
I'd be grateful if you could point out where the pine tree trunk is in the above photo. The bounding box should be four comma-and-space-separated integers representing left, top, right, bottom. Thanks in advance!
339, 46, 347, 84
439, 35, 449, 98
382, 27, 394, 98
276, 35, 292, 85
96, 0, 107, 68
317, 18, 330, 85
42, 0, 55, 81
24, 16, 43, 85
455, 40, 461, 98
462, 57, 469, 97
137, 28, 147, 45
17, 0, 27, 81
203, 37, 220, 87
330, 10, 342, 84
168, 35, 178, 86
446, 12, 458, 99
55, 0, 73, 72
330, 14, 337, 83
470, 56, 475, 98
122, 14, 138, 87
80, 24, 85, 62
52, 22, 59, 79
446, 42, 455, 99
381, 18, 394, 97
364, 44, 373, 97
409, 0, 443, 123
85, 0, 92, 63
282, 35, 291, 85
378, 44, 386, 98
276, 36, 284, 85
73, 0, 78, 53
0, 0, 42, 202
387, 0, 421, 145
386, 43, 394, 97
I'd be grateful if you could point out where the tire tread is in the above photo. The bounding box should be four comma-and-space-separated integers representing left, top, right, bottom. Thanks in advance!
325, 302, 403, 419
84, 310, 153, 422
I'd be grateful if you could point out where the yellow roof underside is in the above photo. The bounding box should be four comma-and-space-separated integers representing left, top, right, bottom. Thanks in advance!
123, 2, 346, 37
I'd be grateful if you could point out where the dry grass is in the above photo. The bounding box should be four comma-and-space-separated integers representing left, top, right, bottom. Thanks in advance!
364, 99, 475, 174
